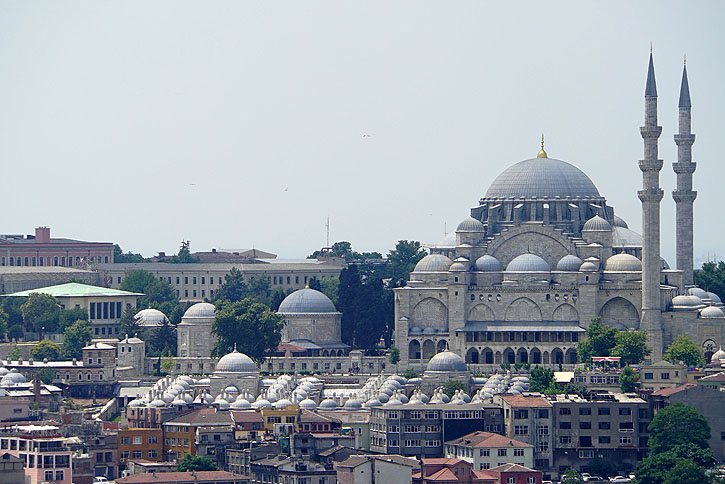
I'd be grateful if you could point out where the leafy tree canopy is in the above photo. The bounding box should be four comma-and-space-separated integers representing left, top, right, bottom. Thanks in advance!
147, 320, 177, 357
561, 468, 583, 484
662, 459, 708, 484
30, 340, 61, 361
36, 368, 56, 385
113, 244, 147, 263
664, 334, 706, 367
214, 267, 248, 303
176, 454, 218, 472
620, 366, 637, 393
119, 306, 144, 339
20, 293, 61, 333
647, 403, 711, 455
7, 343, 21, 360
612, 330, 651, 365
576, 318, 651, 365
389, 347, 400, 365
59, 307, 89, 333
62, 320, 92, 360
7, 325, 23, 343
387, 240, 426, 286
337, 266, 392, 352
211, 298, 284, 364
157, 241, 200, 264
694, 261, 725, 303
0, 307, 9, 341
443, 380, 467, 398
529, 366, 555, 393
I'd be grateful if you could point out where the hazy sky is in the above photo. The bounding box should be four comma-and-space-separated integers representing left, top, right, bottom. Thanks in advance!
1, 2, 723, 265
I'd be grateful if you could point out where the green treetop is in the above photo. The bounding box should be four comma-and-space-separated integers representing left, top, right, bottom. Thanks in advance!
62, 320, 92, 360
30, 340, 61, 361
664, 334, 706, 367
211, 298, 284, 364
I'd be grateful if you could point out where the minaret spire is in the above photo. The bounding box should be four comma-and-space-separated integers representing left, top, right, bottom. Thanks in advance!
638, 50, 664, 362
673, 59, 697, 286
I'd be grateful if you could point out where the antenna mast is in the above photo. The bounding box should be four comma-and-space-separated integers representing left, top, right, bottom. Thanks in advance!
326, 216, 330, 247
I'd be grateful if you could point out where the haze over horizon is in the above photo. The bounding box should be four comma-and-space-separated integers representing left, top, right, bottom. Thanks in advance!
1, 2, 723, 266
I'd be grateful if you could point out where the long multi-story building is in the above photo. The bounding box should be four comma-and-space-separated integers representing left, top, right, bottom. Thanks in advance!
494, 394, 553, 472
0, 227, 114, 268
0, 425, 73, 484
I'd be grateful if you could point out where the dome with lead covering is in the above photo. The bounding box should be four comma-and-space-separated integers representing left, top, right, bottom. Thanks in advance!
134, 308, 169, 327
582, 215, 612, 232
414, 254, 453, 273
183, 302, 216, 319
426, 351, 467, 372
456, 217, 485, 232
671, 295, 704, 308
506, 254, 550, 272
215, 349, 258, 373
688, 288, 710, 301
613, 216, 629, 228
556, 255, 583, 272
484, 158, 601, 200
700, 306, 724, 318
604, 254, 642, 272
278, 288, 337, 313
475, 255, 502, 272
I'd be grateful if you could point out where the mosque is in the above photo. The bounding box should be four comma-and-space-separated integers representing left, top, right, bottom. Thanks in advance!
395, 54, 725, 369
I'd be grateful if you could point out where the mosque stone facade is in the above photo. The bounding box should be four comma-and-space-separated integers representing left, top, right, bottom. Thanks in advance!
176, 302, 217, 358
395, 55, 725, 370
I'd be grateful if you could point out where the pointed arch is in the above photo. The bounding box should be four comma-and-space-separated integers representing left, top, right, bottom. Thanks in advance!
466, 348, 480, 364
552, 348, 564, 365
599, 297, 640, 330
553, 303, 579, 321
409, 340, 421, 360
437, 340, 448, 353
422, 340, 435, 360
505, 297, 542, 321
530, 348, 542, 364
468, 304, 495, 321
503, 347, 515, 364
482, 348, 494, 364
412, 298, 448, 331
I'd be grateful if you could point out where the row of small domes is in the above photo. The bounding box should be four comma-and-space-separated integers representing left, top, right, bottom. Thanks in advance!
453, 214, 627, 234
415, 252, 643, 274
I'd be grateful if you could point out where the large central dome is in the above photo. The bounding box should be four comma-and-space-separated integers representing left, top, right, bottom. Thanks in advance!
484, 158, 601, 200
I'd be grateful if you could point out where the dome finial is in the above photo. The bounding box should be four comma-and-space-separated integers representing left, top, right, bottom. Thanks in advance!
537, 133, 548, 158
233, 342, 237, 352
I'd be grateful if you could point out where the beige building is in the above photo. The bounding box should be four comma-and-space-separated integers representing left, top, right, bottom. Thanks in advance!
640, 360, 688, 391
98, 257, 345, 303
444, 431, 534, 471
7, 282, 140, 338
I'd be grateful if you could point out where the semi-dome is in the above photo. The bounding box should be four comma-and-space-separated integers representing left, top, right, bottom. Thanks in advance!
582, 215, 612, 232
484, 158, 601, 200
613, 216, 629, 228
134, 308, 169, 327
604, 254, 642, 272
475, 255, 502, 272
700, 306, 724, 318
215, 348, 258, 373
506, 253, 550, 272
612, 227, 642, 248
427, 350, 467, 372
556, 255, 583, 272
183, 302, 216, 319
278, 288, 337, 313
456, 217, 484, 232
414, 254, 453, 273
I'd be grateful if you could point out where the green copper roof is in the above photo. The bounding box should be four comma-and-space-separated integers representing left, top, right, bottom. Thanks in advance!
6, 282, 142, 298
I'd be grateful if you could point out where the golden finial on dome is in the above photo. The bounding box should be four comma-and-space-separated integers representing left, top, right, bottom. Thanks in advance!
537, 133, 548, 158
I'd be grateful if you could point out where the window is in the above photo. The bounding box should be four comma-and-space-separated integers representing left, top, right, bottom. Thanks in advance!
559, 407, 571, 415
536, 441, 549, 452
480, 449, 490, 457
580, 421, 592, 429
507, 477, 516, 484
121, 451, 129, 460
184, 276, 188, 284
148, 450, 157, 458
133, 436, 142, 445
559, 422, 571, 429
619, 422, 634, 432
579, 450, 594, 459
598, 407, 611, 415
660, 372, 670, 380
45, 471, 54, 481
514, 425, 528, 435
537, 409, 549, 418
132, 451, 142, 459
599, 436, 611, 444
514, 409, 529, 419
480, 463, 490, 470
498, 449, 507, 457
579, 407, 591, 415
514, 449, 525, 457
537, 425, 549, 435
149, 436, 158, 444
528, 478, 536, 484
619, 408, 631, 416
559, 436, 571, 445
620, 436, 632, 445
644, 372, 654, 380
410, 411, 422, 419
425, 440, 440, 447
599, 422, 611, 430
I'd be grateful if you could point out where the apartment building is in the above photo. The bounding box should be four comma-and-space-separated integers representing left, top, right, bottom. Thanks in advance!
119, 428, 163, 465
0, 425, 73, 484
444, 431, 534, 471
494, 394, 553, 472
162, 409, 233, 461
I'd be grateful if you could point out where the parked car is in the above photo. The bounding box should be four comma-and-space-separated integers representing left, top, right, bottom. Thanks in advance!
609, 477, 631, 483
94, 478, 109, 484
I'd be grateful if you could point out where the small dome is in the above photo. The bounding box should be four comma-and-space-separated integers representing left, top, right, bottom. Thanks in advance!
183, 302, 216, 319
688, 288, 710, 301
409, 327, 423, 335
149, 398, 166, 408
583, 215, 612, 232
556, 255, 583, 272
215, 349, 258, 373
343, 398, 364, 409
613, 216, 629, 228
251, 399, 272, 409
701, 306, 724, 318
672, 295, 704, 308
128, 399, 144, 408
711, 348, 725, 363
319, 398, 338, 409
274, 399, 294, 409
278, 288, 337, 313
134, 308, 169, 327
456, 217, 485, 232
426, 351, 467, 372
506, 253, 550, 272
0, 372, 26, 386
708, 292, 722, 305
579, 261, 598, 272
230, 399, 252, 410
414, 254, 453, 273
449, 262, 467, 272
604, 254, 642, 272
475, 255, 502, 272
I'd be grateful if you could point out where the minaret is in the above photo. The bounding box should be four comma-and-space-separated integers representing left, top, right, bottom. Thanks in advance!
638, 51, 664, 361
673, 58, 697, 286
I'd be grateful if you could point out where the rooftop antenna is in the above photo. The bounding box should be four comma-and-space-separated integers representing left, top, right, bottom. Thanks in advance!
326, 216, 330, 247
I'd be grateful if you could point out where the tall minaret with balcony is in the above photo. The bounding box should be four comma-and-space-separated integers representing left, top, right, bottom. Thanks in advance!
673, 59, 697, 286
638, 51, 664, 361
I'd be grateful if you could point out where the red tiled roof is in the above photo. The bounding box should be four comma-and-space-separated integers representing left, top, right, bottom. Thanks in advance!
165, 408, 232, 426
116, 471, 245, 484
422, 458, 463, 465
500, 394, 551, 408
425, 468, 458, 481
699, 372, 725, 382
230, 410, 263, 423
651, 383, 697, 396
447, 431, 532, 448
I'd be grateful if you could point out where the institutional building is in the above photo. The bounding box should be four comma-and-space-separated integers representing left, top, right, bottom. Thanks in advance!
395, 54, 723, 370
0, 227, 114, 268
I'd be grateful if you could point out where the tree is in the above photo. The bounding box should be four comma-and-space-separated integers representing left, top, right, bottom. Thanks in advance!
58, 307, 89, 332
387, 240, 426, 286
2, 298, 24, 333
620, 366, 637, 393
246, 274, 272, 306
147, 320, 177, 357
214, 267, 248, 303
176, 454, 218, 472
403, 368, 418, 379
7, 343, 21, 360
119, 306, 143, 338
320, 278, 339, 306
561, 469, 583, 484
7, 325, 23, 342
694, 261, 725, 302
664, 334, 706, 367
0, 307, 9, 341
576, 318, 617, 362
36, 368, 56, 385
307, 277, 322, 291
113, 244, 147, 263
120, 270, 158, 294
62, 320, 92, 360
647, 403, 710, 455
663, 459, 708, 484
529, 366, 555, 393
211, 298, 284, 364
635, 445, 714, 484
584, 457, 617, 479
443, 380, 467, 398
162, 355, 175, 374
30, 340, 61, 361
612, 330, 651, 365
389, 347, 400, 373
20, 293, 61, 333
338, 265, 362, 346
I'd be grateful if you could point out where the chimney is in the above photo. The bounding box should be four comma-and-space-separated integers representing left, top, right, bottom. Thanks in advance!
35, 227, 51, 244
33, 374, 41, 403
